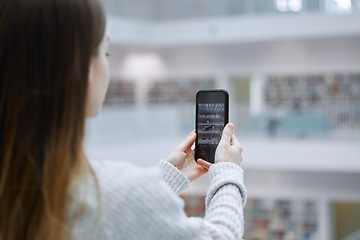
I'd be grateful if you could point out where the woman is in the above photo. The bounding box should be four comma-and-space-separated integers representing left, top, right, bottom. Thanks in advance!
0, 0, 246, 239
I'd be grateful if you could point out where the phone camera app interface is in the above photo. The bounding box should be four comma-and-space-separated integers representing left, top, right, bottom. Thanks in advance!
197, 103, 225, 162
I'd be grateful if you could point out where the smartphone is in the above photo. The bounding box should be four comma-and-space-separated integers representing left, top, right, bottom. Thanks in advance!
195, 89, 229, 164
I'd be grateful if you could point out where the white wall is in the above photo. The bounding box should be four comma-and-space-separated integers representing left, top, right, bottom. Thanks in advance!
155, 36, 360, 76
108, 36, 360, 79
106, 13, 360, 47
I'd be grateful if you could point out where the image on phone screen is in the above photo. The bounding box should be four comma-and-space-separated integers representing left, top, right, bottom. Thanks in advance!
198, 103, 225, 144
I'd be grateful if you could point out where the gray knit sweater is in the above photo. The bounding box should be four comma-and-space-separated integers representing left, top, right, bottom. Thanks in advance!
68, 159, 247, 240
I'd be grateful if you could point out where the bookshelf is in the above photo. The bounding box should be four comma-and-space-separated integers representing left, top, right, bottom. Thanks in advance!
244, 198, 319, 240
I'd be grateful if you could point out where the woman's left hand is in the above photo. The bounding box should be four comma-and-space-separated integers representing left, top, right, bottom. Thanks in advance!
166, 131, 212, 182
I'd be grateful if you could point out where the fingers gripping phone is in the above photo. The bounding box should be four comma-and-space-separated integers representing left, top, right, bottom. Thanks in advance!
195, 90, 229, 164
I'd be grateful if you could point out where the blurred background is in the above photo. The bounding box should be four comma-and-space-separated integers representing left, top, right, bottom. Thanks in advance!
85, 0, 360, 239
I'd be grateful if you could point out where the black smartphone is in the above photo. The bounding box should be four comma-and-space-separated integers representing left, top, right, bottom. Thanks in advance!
195, 89, 229, 164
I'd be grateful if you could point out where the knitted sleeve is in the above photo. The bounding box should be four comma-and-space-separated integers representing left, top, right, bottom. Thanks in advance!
158, 160, 247, 239
204, 162, 247, 239
157, 159, 190, 195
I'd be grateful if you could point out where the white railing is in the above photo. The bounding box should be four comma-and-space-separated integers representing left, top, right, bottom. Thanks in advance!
100, 0, 360, 21
85, 103, 360, 143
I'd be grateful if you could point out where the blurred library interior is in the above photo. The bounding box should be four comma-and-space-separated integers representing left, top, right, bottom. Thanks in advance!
85, 0, 360, 239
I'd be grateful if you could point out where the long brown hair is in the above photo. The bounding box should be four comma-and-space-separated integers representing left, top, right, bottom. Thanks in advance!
0, 0, 106, 239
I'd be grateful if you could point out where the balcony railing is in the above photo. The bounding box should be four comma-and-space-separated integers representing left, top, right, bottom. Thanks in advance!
100, 0, 360, 21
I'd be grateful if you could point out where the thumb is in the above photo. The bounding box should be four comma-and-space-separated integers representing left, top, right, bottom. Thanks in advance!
176, 131, 196, 151
197, 158, 212, 170
219, 123, 234, 145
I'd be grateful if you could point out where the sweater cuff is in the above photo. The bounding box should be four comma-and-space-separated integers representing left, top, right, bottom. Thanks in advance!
206, 162, 247, 208
157, 159, 190, 195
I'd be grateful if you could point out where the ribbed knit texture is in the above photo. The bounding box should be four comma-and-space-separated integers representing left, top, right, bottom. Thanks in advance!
157, 159, 190, 195
67, 160, 247, 240
205, 162, 247, 239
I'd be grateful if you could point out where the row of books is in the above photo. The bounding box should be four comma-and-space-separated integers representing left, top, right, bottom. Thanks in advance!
104, 79, 215, 106
244, 199, 318, 240
264, 74, 360, 110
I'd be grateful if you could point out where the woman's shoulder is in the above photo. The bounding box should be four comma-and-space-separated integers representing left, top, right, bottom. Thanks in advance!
89, 159, 158, 179
89, 159, 143, 177
87, 159, 186, 230
88, 159, 165, 200
68, 160, 202, 239
68, 159, 174, 238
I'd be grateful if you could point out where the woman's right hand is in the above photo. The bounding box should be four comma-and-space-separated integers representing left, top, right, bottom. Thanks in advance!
215, 123, 243, 165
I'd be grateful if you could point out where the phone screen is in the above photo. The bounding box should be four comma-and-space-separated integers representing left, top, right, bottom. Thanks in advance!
195, 90, 229, 163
